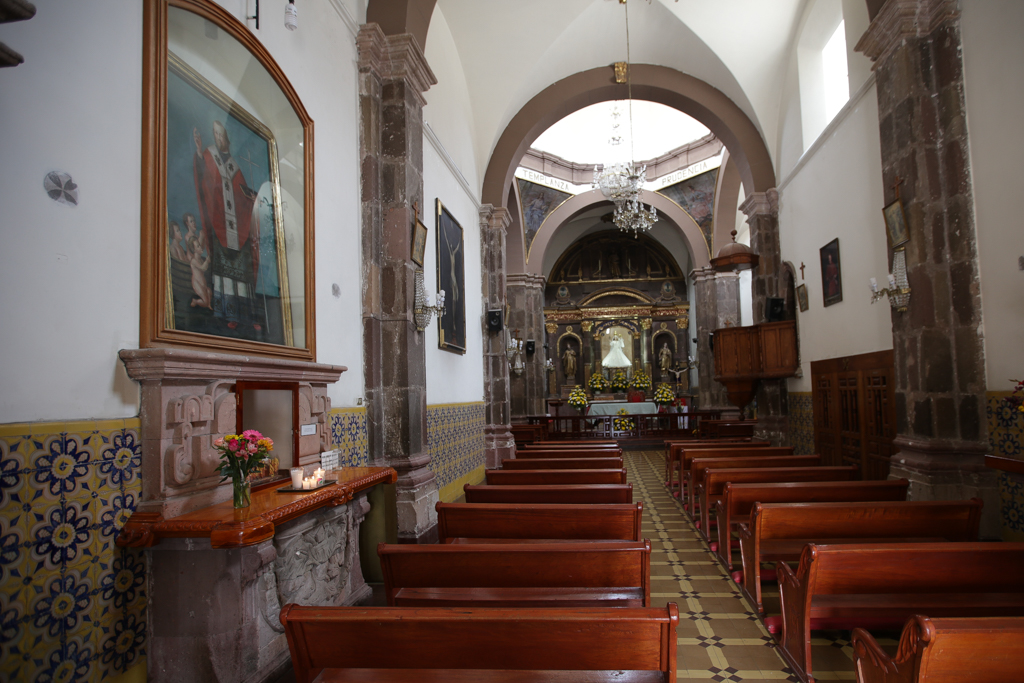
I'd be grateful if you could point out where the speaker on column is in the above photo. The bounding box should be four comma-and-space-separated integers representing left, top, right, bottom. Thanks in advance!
487, 310, 503, 332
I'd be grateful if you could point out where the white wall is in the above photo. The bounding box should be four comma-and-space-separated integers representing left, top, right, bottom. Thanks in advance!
422, 141, 485, 405
961, 0, 1024, 388
422, 7, 486, 405
778, 83, 892, 392
0, 0, 364, 422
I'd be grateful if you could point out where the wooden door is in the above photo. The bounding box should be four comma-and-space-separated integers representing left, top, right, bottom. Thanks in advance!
811, 350, 895, 480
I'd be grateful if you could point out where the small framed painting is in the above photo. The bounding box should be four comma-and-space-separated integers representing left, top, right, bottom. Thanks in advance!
411, 216, 428, 267
796, 284, 809, 312
883, 198, 909, 248
819, 238, 843, 307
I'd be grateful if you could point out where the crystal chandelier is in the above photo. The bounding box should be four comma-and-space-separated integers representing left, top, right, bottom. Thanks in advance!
592, 0, 657, 237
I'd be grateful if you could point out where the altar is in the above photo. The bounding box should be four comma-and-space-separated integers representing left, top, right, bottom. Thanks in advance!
587, 401, 660, 416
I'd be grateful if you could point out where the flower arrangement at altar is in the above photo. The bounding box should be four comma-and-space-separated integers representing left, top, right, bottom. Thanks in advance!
610, 369, 630, 392
653, 383, 675, 406
630, 370, 652, 391
613, 408, 635, 431
589, 372, 609, 393
567, 385, 589, 412
213, 430, 274, 508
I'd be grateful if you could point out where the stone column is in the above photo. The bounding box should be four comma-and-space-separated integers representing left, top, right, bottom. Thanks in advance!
357, 24, 439, 542
741, 189, 787, 444
856, 0, 996, 535
507, 273, 546, 417
691, 266, 739, 416
480, 205, 515, 468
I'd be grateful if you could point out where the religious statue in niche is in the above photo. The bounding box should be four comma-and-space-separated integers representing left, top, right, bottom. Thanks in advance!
658, 342, 674, 375
561, 344, 578, 381
602, 333, 632, 370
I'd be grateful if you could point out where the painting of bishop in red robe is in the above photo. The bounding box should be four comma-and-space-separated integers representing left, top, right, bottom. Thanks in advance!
192, 120, 264, 334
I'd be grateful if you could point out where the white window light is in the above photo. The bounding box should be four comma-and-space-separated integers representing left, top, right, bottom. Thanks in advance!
821, 20, 849, 123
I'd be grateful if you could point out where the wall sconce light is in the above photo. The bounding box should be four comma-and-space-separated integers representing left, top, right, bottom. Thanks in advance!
284, 0, 297, 30
413, 270, 445, 331
507, 330, 525, 377
869, 248, 911, 312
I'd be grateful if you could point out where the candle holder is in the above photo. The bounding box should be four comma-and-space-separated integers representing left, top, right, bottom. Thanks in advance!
413, 270, 446, 332
869, 248, 911, 312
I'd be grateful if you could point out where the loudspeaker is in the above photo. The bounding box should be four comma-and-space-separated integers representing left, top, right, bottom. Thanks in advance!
524, 340, 536, 355
766, 297, 785, 322
486, 310, 503, 332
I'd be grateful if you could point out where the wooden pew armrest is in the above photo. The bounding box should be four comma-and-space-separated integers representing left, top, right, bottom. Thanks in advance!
851, 626, 911, 683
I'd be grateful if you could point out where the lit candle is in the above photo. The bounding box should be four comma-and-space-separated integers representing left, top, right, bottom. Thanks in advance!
290, 467, 303, 489
887, 274, 897, 289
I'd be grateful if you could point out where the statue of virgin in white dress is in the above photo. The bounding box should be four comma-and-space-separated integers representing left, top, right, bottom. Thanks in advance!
602, 333, 632, 369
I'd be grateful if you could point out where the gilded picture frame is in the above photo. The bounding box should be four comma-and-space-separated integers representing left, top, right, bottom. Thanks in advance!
140, 0, 316, 360
411, 216, 428, 267
819, 238, 843, 307
436, 199, 466, 354
883, 198, 909, 248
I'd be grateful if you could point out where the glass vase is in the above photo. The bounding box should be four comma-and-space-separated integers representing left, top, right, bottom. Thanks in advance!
232, 476, 251, 509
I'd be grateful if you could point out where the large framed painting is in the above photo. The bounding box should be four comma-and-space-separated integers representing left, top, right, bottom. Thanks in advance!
141, 0, 314, 360
819, 238, 843, 307
436, 200, 466, 354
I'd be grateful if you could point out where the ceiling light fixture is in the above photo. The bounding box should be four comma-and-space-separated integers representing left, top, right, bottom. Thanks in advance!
593, 0, 657, 238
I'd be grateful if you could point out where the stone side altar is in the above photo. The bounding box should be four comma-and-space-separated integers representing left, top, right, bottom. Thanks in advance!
117, 349, 393, 683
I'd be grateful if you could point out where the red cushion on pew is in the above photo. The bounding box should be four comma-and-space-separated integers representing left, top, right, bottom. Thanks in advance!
764, 616, 782, 634
731, 570, 743, 584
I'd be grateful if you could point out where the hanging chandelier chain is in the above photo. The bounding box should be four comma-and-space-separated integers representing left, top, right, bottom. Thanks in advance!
625, 0, 635, 163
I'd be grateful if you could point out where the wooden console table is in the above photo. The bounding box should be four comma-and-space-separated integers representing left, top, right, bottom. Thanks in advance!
117, 466, 396, 549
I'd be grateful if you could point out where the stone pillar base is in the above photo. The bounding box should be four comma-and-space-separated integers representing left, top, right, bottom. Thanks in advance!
394, 462, 439, 543
888, 437, 1000, 539
484, 423, 515, 469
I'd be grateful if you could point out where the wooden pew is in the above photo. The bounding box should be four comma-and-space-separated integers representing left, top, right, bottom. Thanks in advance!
775, 542, 1024, 683
688, 452, 810, 519
436, 502, 644, 543
664, 439, 763, 493
502, 457, 623, 470
378, 540, 652, 607
675, 445, 790, 502
280, 604, 679, 683
713, 477, 906, 569
852, 615, 1024, 683
511, 423, 546, 446
740, 499, 983, 614
517, 448, 623, 459
464, 483, 633, 504
485, 469, 627, 485
522, 441, 620, 449
700, 420, 755, 439
696, 465, 859, 547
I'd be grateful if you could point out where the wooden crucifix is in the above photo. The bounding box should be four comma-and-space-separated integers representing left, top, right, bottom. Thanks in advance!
891, 175, 903, 202
799, 262, 806, 281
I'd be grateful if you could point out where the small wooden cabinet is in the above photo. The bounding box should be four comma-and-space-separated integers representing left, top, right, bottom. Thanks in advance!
713, 320, 798, 411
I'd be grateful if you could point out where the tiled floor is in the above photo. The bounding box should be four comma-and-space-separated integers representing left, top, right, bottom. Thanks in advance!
628, 449, 864, 682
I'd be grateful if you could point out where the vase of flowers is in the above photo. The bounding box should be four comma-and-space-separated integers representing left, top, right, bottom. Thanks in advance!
567, 385, 589, 413
630, 370, 652, 392
610, 369, 629, 393
589, 372, 609, 394
613, 408, 635, 431
213, 430, 275, 509
653, 383, 675, 410
1006, 379, 1024, 417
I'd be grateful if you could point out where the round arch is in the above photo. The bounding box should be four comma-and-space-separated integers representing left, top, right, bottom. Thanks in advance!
482, 64, 776, 211
523, 189, 712, 277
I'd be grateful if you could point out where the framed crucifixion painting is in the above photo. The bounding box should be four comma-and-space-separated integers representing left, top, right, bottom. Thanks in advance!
436, 199, 466, 354
141, 0, 315, 360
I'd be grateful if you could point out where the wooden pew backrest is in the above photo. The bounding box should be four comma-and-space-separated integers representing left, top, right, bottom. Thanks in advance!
852, 615, 1024, 683
485, 469, 627, 486
463, 483, 633, 504
689, 454, 816, 516
436, 502, 644, 543
502, 457, 623, 470
280, 604, 679, 683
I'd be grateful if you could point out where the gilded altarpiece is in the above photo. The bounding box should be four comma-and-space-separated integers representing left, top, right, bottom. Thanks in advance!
544, 230, 691, 400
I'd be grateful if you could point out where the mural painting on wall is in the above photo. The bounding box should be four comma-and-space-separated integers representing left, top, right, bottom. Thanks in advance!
657, 168, 719, 257
516, 178, 572, 258
437, 199, 466, 354
166, 53, 292, 346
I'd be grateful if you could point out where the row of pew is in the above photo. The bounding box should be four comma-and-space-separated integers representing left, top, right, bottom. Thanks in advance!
663, 437, 1024, 683
279, 439, 680, 682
